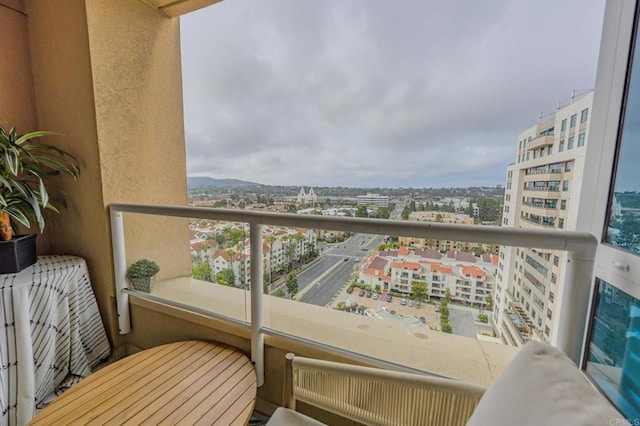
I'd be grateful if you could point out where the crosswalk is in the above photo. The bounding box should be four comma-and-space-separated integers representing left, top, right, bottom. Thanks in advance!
325, 253, 362, 261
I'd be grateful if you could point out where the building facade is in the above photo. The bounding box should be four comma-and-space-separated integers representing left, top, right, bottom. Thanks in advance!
494, 92, 593, 346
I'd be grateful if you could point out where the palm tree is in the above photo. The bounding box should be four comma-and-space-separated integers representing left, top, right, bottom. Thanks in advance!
267, 235, 277, 285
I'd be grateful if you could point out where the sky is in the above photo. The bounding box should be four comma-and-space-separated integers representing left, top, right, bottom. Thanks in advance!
181, 0, 606, 188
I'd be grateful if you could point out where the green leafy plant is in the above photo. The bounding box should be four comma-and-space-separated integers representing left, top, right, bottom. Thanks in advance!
126, 259, 160, 279
0, 126, 79, 233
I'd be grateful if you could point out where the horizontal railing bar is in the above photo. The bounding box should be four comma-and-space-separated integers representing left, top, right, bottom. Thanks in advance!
109, 203, 597, 255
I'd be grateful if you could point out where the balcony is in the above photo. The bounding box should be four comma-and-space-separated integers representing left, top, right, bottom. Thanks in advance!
527, 134, 555, 150
521, 204, 558, 217
523, 171, 564, 182
112, 203, 594, 386
522, 187, 561, 199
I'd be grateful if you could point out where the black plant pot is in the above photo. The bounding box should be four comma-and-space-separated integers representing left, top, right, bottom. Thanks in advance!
0, 234, 37, 274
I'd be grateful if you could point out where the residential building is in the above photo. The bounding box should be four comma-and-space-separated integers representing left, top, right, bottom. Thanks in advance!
360, 246, 495, 308
494, 92, 593, 346
399, 211, 498, 254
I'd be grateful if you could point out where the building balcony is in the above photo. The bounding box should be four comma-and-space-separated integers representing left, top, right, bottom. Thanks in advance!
522, 188, 561, 199
521, 203, 559, 217
523, 171, 564, 182
526, 134, 555, 150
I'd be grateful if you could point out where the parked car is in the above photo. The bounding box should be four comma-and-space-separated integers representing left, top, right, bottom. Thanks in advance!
373, 293, 379, 300
366, 291, 372, 298
419, 316, 426, 324
385, 295, 392, 302
400, 298, 407, 306
408, 300, 414, 307
358, 289, 365, 297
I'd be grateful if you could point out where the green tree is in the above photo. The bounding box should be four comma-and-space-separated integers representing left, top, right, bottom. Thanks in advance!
355, 205, 369, 218
291, 233, 305, 265
285, 271, 299, 297
411, 280, 428, 302
435, 213, 443, 222
227, 228, 247, 246
485, 292, 493, 310
373, 207, 390, 219
215, 269, 235, 286
444, 287, 452, 304
192, 263, 212, 281
401, 205, 411, 220
273, 289, 286, 298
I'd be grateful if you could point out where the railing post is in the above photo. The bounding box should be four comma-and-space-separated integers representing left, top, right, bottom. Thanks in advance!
110, 208, 131, 334
250, 223, 265, 386
554, 247, 597, 365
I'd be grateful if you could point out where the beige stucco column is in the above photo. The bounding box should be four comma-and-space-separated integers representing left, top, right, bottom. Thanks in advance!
23, 0, 192, 355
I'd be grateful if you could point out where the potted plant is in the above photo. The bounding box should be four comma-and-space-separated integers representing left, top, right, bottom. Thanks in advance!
126, 259, 160, 293
0, 126, 79, 274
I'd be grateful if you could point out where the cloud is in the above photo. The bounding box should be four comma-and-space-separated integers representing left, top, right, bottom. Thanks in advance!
181, 0, 605, 187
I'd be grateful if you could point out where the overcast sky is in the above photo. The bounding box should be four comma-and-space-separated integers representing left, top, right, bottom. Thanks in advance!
181, 0, 606, 188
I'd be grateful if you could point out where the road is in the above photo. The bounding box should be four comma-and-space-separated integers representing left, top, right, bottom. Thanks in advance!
296, 233, 383, 306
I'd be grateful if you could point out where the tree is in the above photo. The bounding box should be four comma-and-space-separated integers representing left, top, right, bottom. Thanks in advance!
285, 272, 299, 297
267, 235, 277, 284
273, 289, 286, 298
291, 233, 305, 265
215, 269, 235, 286
372, 207, 390, 219
401, 205, 411, 220
411, 280, 428, 302
192, 263, 212, 281
355, 205, 369, 218
435, 213, 443, 223
485, 292, 493, 310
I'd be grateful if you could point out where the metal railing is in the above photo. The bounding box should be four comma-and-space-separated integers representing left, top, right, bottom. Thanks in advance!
109, 203, 598, 386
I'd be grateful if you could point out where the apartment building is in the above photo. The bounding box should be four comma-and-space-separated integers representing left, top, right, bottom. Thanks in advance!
494, 92, 593, 347
399, 211, 498, 254
359, 247, 495, 308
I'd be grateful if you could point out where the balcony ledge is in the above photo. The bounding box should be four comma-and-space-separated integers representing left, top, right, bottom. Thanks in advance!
130, 276, 518, 386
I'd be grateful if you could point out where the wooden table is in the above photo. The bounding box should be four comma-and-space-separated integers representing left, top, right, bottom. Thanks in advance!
28, 340, 257, 425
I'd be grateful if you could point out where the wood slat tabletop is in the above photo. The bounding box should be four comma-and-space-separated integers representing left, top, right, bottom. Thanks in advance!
28, 340, 257, 425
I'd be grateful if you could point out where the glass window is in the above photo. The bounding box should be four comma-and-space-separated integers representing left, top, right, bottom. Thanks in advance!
548, 146, 553, 155
561, 199, 567, 210
526, 151, 530, 161
568, 136, 574, 149
559, 140, 565, 152
563, 180, 569, 191
558, 218, 564, 229
581, 108, 589, 123
561, 118, 567, 131
584, 280, 640, 421
578, 133, 585, 147
566, 161, 573, 172
570, 114, 577, 127
605, 19, 640, 255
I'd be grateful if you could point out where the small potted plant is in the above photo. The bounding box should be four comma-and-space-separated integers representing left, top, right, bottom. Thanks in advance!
0, 126, 79, 274
126, 259, 160, 293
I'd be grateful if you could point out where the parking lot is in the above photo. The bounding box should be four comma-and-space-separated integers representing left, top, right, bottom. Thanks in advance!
348, 291, 439, 326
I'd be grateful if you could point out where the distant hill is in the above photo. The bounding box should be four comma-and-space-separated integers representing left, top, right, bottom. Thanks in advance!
187, 176, 263, 189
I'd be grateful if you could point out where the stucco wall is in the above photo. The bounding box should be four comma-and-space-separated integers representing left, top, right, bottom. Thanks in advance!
26, 0, 192, 354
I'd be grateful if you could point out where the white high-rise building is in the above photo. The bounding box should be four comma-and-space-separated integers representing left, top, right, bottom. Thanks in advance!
494, 91, 593, 347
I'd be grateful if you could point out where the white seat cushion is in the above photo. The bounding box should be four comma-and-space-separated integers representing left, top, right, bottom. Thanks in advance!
467, 341, 624, 426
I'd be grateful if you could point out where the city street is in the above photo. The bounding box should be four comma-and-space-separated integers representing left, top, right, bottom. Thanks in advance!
294, 233, 382, 306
